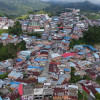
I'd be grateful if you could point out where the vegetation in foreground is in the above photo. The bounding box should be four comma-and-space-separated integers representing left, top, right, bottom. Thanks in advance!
28, 32, 42, 38
0, 73, 8, 79
69, 67, 81, 83
95, 93, 100, 100
69, 67, 92, 83
8, 21, 23, 36
0, 41, 26, 61
96, 77, 100, 85
84, 12, 100, 20
70, 26, 100, 48
78, 90, 83, 100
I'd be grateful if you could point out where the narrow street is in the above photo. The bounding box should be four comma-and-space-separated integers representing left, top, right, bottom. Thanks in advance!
40, 62, 49, 78
87, 94, 94, 100
40, 49, 51, 78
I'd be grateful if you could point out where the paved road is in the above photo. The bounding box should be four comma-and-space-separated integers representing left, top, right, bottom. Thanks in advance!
40, 49, 51, 78
40, 62, 49, 78
87, 94, 94, 100
40, 21, 66, 78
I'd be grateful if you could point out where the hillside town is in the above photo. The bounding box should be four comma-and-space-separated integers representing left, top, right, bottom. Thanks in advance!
0, 8, 100, 100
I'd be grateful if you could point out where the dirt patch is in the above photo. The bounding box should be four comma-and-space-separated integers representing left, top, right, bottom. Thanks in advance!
94, 44, 100, 50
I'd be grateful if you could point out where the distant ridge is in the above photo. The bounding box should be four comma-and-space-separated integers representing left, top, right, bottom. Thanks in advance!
0, 0, 100, 18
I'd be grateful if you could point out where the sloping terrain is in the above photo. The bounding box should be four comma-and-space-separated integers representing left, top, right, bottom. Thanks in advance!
0, 0, 48, 17
0, 0, 100, 18
45, 1, 100, 12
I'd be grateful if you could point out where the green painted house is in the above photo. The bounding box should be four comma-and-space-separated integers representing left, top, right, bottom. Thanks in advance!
29, 22, 40, 26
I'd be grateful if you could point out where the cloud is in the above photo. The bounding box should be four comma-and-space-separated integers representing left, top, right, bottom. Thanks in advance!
42, 0, 100, 4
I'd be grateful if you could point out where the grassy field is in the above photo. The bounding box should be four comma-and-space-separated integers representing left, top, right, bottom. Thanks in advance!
86, 13, 100, 20
82, 11, 100, 20
16, 14, 29, 20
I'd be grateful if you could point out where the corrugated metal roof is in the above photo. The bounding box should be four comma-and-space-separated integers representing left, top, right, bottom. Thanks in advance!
34, 58, 48, 62
95, 88, 100, 93
38, 77, 47, 83
16, 58, 22, 62
64, 37, 70, 39
57, 77, 65, 85
27, 66, 44, 70
0, 96, 3, 100
64, 68, 70, 72
10, 81, 21, 85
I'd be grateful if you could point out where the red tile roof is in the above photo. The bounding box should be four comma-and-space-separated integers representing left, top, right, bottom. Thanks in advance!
2, 91, 21, 100
53, 87, 68, 96
16, 78, 38, 84
62, 53, 78, 58
69, 96, 77, 100
18, 84, 23, 96
50, 62, 61, 65
49, 64, 60, 73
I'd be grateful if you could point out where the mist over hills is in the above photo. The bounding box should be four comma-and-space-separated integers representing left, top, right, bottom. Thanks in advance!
45, 1, 100, 11
43, 1, 100, 17
0, 0, 100, 18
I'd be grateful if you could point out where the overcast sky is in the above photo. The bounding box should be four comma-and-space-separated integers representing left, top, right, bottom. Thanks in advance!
42, 0, 100, 4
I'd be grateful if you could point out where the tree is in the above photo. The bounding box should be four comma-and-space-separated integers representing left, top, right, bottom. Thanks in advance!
95, 93, 100, 100
48, 96, 53, 100
69, 67, 81, 83
83, 90, 87, 100
0, 91, 3, 96
78, 90, 83, 100
16, 98, 21, 100
96, 76, 100, 85
8, 21, 23, 36
28, 32, 42, 38
57, 23, 62, 27
0, 73, 8, 79
83, 26, 100, 44
83, 75, 92, 80
0, 29, 8, 35
70, 26, 100, 48
0, 41, 26, 61
23, 73, 27, 78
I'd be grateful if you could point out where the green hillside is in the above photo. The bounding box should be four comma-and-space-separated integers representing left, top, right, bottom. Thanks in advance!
44, 1, 100, 14
0, 0, 48, 18
0, 0, 100, 18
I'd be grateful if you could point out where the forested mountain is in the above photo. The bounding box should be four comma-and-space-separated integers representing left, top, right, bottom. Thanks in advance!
66, 1, 100, 11
0, 0, 48, 17
45, 1, 100, 12
43, 1, 100, 16
0, 0, 100, 18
